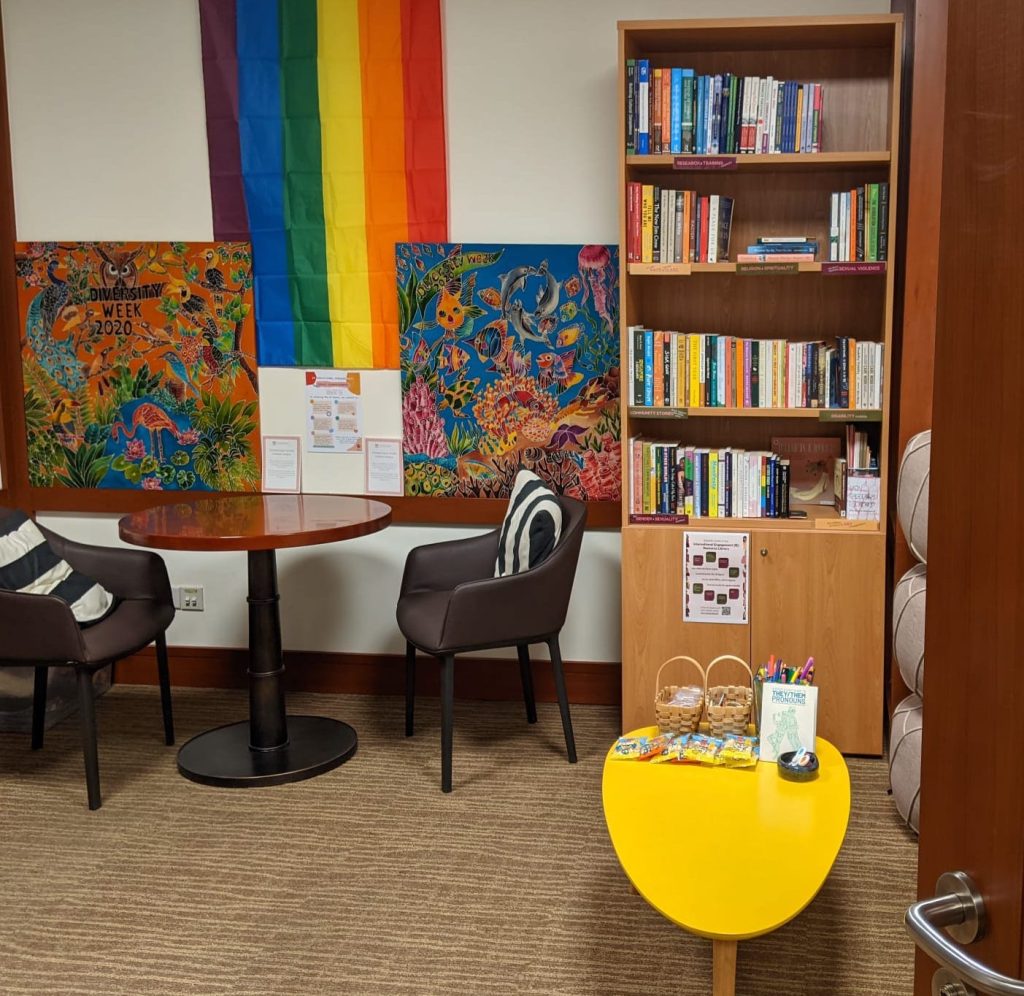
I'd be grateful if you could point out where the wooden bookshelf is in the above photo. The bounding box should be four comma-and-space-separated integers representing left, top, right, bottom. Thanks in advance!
617, 14, 902, 756
627, 150, 891, 170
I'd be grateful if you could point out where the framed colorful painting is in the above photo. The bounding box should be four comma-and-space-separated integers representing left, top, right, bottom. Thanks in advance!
16, 241, 261, 492
398, 243, 621, 501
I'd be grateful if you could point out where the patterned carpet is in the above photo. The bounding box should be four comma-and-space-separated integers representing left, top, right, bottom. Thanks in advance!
0, 685, 918, 995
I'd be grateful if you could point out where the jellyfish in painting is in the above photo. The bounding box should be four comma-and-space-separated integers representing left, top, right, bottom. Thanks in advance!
577, 244, 615, 331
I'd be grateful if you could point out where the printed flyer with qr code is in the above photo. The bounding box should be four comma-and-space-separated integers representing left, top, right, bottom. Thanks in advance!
682, 532, 748, 624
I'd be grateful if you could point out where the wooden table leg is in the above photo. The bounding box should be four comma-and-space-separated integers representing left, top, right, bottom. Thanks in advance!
712, 939, 737, 996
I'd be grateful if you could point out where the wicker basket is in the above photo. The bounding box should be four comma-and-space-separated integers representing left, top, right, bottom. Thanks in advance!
654, 655, 706, 734
705, 655, 753, 737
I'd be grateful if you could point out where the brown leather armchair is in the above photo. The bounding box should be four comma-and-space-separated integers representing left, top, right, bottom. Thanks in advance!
397, 496, 586, 792
0, 512, 175, 810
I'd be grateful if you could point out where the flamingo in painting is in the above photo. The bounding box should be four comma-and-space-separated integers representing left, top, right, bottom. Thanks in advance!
110, 403, 198, 462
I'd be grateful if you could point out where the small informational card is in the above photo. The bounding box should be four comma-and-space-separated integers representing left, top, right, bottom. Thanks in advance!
683, 531, 748, 624
759, 684, 819, 762
847, 473, 881, 521
305, 370, 363, 453
364, 437, 403, 496
261, 435, 301, 493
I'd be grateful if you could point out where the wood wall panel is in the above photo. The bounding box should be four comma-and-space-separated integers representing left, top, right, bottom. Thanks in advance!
915, 0, 1024, 990
115, 646, 621, 707
889, 0, 947, 714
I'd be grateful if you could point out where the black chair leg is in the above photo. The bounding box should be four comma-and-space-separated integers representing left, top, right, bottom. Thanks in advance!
440, 654, 454, 793
405, 641, 416, 737
517, 644, 537, 724
548, 636, 577, 764
76, 668, 102, 811
155, 632, 174, 746
31, 666, 48, 750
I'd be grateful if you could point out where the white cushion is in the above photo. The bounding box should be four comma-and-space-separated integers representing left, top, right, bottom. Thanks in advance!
495, 470, 563, 577
0, 511, 113, 624
893, 563, 927, 696
889, 694, 923, 834
897, 430, 931, 563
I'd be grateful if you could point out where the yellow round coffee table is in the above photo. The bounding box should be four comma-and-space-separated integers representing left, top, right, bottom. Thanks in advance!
602, 728, 850, 995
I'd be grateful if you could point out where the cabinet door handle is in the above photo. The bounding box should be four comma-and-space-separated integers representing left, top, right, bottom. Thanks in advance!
760, 548, 768, 557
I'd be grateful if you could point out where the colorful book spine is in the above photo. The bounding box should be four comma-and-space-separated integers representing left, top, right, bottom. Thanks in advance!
636, 59, 650, 154
626, 59, 636, 155
670, 68, 683, 154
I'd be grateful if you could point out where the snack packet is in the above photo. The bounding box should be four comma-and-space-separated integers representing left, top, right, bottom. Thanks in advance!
650, 734, 690, 763
683, 734, 723, 765
610, 733, 674, 761
669, 685, 703, 708
718, 735, 759, 768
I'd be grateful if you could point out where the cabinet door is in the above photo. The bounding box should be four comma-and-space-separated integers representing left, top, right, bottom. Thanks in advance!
751, 530, 885, 755
621, 526, 750, 733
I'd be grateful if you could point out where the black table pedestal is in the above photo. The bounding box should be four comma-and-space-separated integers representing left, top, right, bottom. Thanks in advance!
177, 549, 357, 787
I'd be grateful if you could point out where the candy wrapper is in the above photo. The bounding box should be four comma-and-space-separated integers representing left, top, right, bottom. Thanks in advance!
683, 734, 724, 765
650, 734, 691, 763
718, 735, 759, 768
610, 733, 674, 761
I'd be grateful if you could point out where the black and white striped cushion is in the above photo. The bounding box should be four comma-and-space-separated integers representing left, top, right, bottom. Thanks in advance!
495, 470, 564, 577
0, 511, 113, 624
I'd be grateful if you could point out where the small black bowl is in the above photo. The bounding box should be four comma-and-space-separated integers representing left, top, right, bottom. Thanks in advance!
778, 749, 819, 782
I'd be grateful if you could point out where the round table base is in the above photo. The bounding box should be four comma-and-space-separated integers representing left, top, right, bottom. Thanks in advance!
177, 716, 357, 788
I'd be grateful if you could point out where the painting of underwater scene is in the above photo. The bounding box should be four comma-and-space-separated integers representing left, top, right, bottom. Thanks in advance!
398, 243, 620, 500
16, 241, 260, 491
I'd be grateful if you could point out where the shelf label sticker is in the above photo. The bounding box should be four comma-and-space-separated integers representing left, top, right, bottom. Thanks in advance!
821, 261, 886, 275
629, 514, 690, 524
673, 155, 737, 170
628, 406, 688, 419
818, 410, 883, 423
736, 262, 800, 275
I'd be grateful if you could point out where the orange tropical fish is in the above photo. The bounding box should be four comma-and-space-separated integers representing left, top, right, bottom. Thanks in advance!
477, 287, 502, 308
537, 349, 583, 392
436, 273, 485, 334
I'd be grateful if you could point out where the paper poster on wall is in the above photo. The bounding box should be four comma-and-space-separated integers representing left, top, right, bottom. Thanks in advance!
16, 240, 260, 492
304, 371, 362, 453
365, 438, 403, 496
683, 532, 749, 624
261, 435, 300, 493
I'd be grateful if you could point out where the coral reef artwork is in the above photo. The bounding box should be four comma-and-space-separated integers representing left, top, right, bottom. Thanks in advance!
16, 241, 261, 491
398, 243, 620, 500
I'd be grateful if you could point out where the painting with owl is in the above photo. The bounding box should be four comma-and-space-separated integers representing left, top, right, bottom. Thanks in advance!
16, 240, 262, 491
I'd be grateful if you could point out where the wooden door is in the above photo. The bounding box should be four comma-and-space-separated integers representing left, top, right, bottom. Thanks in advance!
621, 526, 750, 733
750, 530, 885, 755
911, 1, 1024, 992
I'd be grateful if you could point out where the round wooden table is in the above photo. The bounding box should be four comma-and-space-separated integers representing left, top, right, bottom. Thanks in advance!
119, 495, 392, 788
603, 728, 850, 995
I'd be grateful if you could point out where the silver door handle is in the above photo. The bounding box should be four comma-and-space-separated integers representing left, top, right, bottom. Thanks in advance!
905, 871, 1024, 995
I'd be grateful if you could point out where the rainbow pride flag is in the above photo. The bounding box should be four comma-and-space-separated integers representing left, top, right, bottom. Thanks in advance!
199, 0, 447, 369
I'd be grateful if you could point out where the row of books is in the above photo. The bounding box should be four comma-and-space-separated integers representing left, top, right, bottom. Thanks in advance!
626, 186, 734, 263
625, 63, 825, 156
835, 427, 880, 520
626, 329, 885, 410
629, 440, 793, 519
830, 184, 889, 262
737, 236, 818, 263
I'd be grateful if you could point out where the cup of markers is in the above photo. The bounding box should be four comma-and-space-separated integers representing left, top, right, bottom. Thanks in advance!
753, 655, 815, 733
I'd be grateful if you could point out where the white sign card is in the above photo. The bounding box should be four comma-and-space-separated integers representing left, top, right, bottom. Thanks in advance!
304, 370, 363, 453
846, 473, 881, 521
759, 684, 819, 761
261, 435, 301, 493
683, 531, 749, 624
364, 437, 403, 496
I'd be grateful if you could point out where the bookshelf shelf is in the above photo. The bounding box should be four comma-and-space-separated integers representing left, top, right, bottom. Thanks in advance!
626, 151, 891, 171
627, 406, 883, 420
626, 506, 879, 533
626, 262, 887, 275
617, 14, 902, 757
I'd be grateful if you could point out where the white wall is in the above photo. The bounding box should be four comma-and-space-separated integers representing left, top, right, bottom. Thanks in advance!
3, 0, 887, 663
